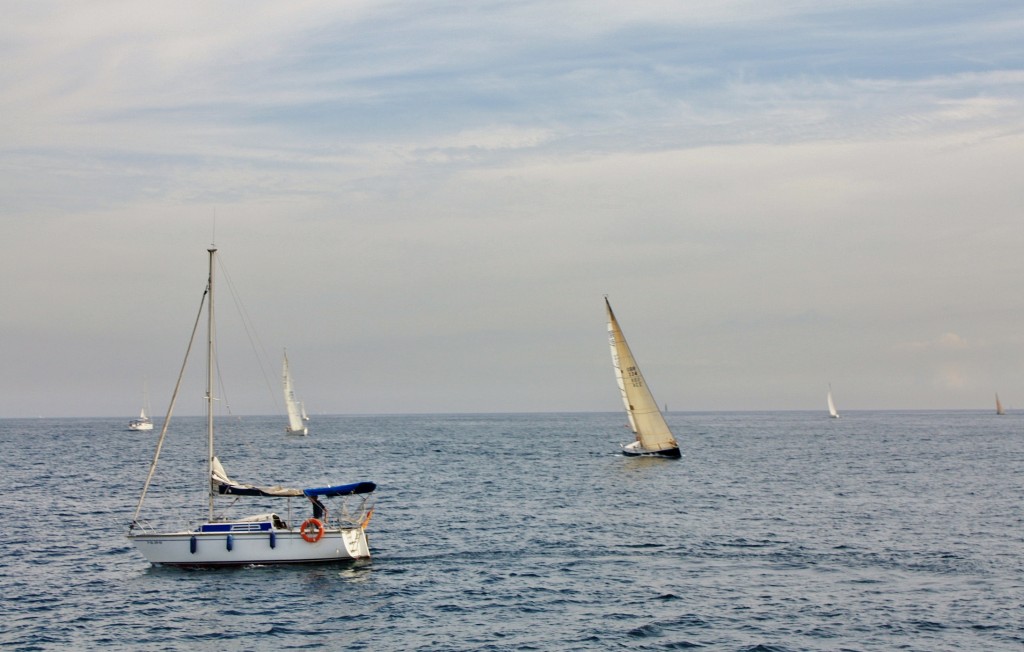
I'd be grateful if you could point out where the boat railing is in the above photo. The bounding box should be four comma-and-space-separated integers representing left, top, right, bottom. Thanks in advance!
321, 496, 374, 530
131, 499, 373, 535
128, 518, 193, 535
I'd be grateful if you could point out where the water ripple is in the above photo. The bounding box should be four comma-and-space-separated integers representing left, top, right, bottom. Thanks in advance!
0, 412, 1022, 651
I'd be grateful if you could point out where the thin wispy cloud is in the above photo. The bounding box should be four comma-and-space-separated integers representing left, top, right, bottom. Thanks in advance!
898, 332, 972, 352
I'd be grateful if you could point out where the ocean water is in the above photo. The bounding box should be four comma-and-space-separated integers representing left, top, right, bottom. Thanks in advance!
1, 411, 1021, 651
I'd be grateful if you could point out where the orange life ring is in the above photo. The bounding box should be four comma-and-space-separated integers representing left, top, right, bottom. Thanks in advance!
300, 518, 324, 543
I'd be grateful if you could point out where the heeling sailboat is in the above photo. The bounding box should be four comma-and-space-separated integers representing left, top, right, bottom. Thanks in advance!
128, 247, 375, 567
996, 392, 1005, 415
283, 350, 308, 435
827, 384, 839, 419
605, 297, 681, 458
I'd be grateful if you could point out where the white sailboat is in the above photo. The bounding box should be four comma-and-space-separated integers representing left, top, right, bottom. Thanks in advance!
605, 297, 681, 458
128, 247, 375, 567
827, 385, 839, 419
283, 351, 309, 435
128, 382, 153, 431
996, 393, 1005, 415
128, 407, 153, 431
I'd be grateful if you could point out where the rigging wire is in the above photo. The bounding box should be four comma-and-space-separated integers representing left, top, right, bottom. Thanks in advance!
131, 284, 208, 525
135, 249, 337, 528
212, 253, 331, 485
216, 254, 284, 415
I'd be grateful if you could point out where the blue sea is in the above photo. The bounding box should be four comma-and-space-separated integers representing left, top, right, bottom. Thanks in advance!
1, 411, 1021, 651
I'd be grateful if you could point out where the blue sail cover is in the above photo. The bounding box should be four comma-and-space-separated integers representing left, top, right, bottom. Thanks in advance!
303, 482, 376, 497
211, 457, 374, 498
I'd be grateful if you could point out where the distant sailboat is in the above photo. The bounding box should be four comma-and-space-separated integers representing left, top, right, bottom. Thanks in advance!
605, 297, 681, 458
827, 385, 839, 419
128, 407, 153, 431
129, 381, 154, 431
283, 351, 309, 436
996, 393, 1005, 415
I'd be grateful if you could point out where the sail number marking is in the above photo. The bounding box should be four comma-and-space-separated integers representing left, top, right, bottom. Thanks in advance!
626, 366, 643, 388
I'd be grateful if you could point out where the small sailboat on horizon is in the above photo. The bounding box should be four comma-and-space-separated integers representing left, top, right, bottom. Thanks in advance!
128, 381, 154, 431
996, 392, 1005, 415
128, 247, 376, 567
283, 350, 308, 436
827, 384, 839, 419
128, 408, 153, 431
605, 297, 681, 459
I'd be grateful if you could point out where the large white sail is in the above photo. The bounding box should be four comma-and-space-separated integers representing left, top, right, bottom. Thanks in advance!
827, 385, 839, 418
605, 298, 678, 455
283, 351, 308, 435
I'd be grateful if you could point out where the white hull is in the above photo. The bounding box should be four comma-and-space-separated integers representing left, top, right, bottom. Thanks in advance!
129, 527, 370, 566
129, 420, 153, 431
286, 426, 309, 436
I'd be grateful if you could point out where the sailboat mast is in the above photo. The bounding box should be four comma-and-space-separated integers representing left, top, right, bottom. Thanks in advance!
206, 247, 217, 521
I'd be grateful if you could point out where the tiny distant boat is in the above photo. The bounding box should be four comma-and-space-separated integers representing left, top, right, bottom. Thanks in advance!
128, 408, 153, 431
605, 297, 681, 458
283, 350, 309, 435
129, 382, 154, 431
128, 247, 375, 567
827, 384, 839, 419
996, 392, 1005, 415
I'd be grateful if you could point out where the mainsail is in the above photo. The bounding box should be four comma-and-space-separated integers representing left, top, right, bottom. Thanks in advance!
827, 386, 839, 418
996, 393, 1005, 415
283, 351, 307, 435
606, 298, 678, 454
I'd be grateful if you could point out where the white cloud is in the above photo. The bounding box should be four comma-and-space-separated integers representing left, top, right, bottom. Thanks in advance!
899, 333, 971, 352
934, 366, 968, 390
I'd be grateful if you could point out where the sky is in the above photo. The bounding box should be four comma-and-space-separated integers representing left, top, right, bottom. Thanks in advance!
2, 1, 1024, 417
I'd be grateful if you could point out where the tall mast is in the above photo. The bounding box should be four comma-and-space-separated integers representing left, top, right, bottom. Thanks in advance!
207, 246, 217, 521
